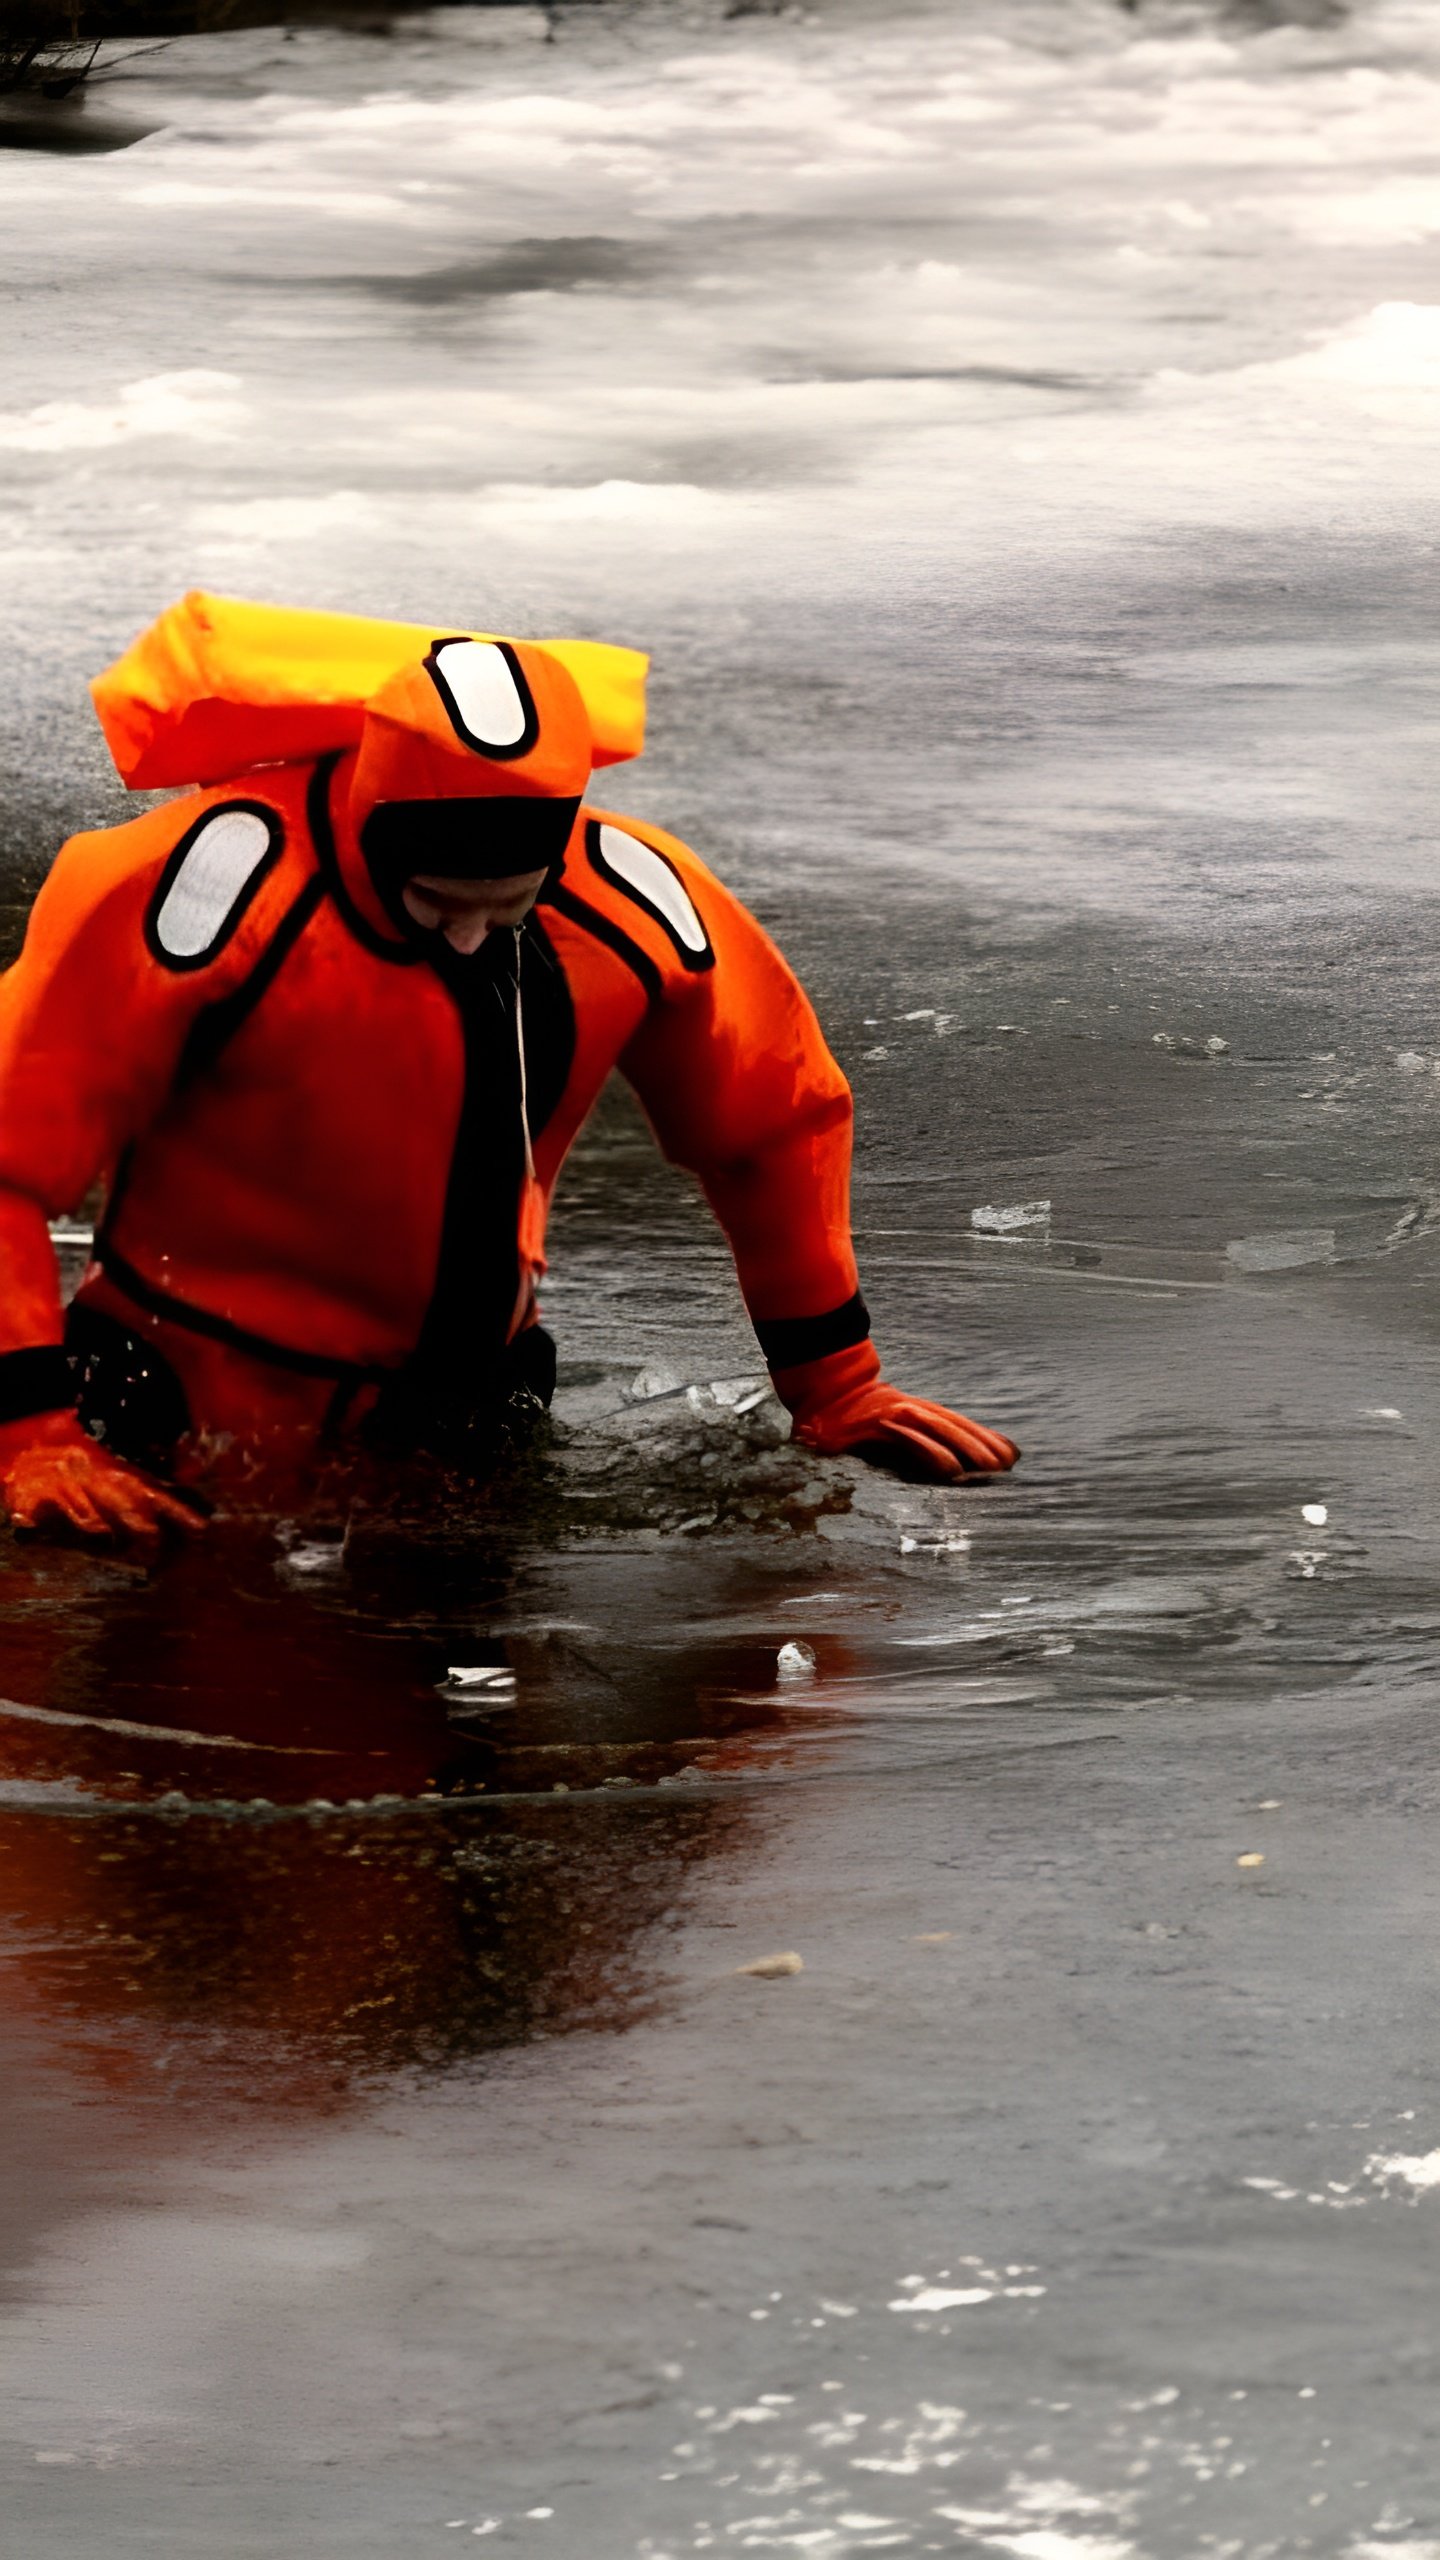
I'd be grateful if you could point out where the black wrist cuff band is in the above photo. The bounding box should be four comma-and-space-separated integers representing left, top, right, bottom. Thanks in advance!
0, 1345, 77, 1426
753, 1291, 871, 1373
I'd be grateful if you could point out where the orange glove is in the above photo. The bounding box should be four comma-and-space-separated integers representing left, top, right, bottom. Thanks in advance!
773, 1341, 1019, 1483
0, 1410, 204, 1545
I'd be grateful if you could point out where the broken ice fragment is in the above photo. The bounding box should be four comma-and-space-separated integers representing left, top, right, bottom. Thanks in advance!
971, 1199, 1051, 1237
736, 1951, 804, 1978
444, 1667, 515, 1691
776, 1640, 817, 1679
889, 2286, 993, 2311
1300, 1503, 1328, 1527
1156, 1031, 1230, 1060
1366, 2147, 1440, 2190
627, 1363, 685, 1401
279, 1541, 344, 1578
709, 1375, 768, 1409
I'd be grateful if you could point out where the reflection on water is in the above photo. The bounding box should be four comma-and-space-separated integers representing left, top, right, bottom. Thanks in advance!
0, 1315, 1430, 2118
0, 1793, 741, 2093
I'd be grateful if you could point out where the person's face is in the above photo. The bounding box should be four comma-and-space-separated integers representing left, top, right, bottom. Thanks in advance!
400, 869, 549, 956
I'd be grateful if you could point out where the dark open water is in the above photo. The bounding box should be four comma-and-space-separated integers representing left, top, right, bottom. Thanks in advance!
3, 1, 1440, 2550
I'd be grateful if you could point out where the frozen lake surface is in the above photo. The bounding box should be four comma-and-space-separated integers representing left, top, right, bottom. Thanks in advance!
4, 0, 1440, 2550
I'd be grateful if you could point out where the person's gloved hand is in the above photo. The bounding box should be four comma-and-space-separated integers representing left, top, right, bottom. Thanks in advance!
773, 1341, 1019, 1483
0, 1410, 204, 1545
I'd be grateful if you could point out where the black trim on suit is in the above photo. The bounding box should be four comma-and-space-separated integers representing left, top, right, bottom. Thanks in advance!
397, 927, 529, 1401
93, 1237, 396, 1384
539, 878, 662, 1005
0, 1344, 76, 1424
177, 871, 327, 1089
308, 752, 421, 965
754, 1290, 871, 1372
362, 791, 580, 884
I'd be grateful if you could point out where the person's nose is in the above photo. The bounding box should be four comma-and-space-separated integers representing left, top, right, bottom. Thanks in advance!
444, 913, 492, 955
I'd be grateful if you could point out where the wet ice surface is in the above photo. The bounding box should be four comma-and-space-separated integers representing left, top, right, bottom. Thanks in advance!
7, 0, 1440, 2550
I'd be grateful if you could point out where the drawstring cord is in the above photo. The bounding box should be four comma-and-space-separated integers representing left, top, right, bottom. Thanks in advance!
513, 925, 535, 1184
510, 925, 546, 1337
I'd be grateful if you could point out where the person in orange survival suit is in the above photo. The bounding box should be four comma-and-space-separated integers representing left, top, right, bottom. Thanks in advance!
0, 634, 1019, 1541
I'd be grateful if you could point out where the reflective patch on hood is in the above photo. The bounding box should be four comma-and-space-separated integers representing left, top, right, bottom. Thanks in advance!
427, 638, 538, 760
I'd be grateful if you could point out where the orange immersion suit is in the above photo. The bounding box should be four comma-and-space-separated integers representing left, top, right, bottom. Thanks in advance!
0, 607, 1018, 1525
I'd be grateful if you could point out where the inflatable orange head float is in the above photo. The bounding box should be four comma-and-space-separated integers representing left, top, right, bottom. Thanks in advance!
90, 594, 645, 942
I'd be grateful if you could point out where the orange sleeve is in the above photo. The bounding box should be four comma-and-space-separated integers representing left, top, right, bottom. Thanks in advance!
0, 799, 292, 1423
617, 840, 870, 1374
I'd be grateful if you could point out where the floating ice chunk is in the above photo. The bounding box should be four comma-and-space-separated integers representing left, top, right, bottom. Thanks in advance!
1362, 1406, 1403, 1420
627, 1362, 685, 1401
1300, 1502, 1328, 1527
899, 1529, 970, 1557
1395, 1050, 1428, 1073
862, 1045, 890, 1060
1156, 1030, 1230, 1061
444, 1667, 515, 1692
889, 2287, 993, 2311
776, 1640, 817, 1679
1367, 2148, 1440, 2190
278, 1540, 344, 1577
736, 1951, 804, 1978
971, 1199, 1051, 1237
1226, 1229, 1335, 1272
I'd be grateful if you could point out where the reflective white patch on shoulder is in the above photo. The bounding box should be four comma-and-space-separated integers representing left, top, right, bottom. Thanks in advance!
596, 825, 709, 955
152, 807, 277, 962
430, 639, 531, 754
